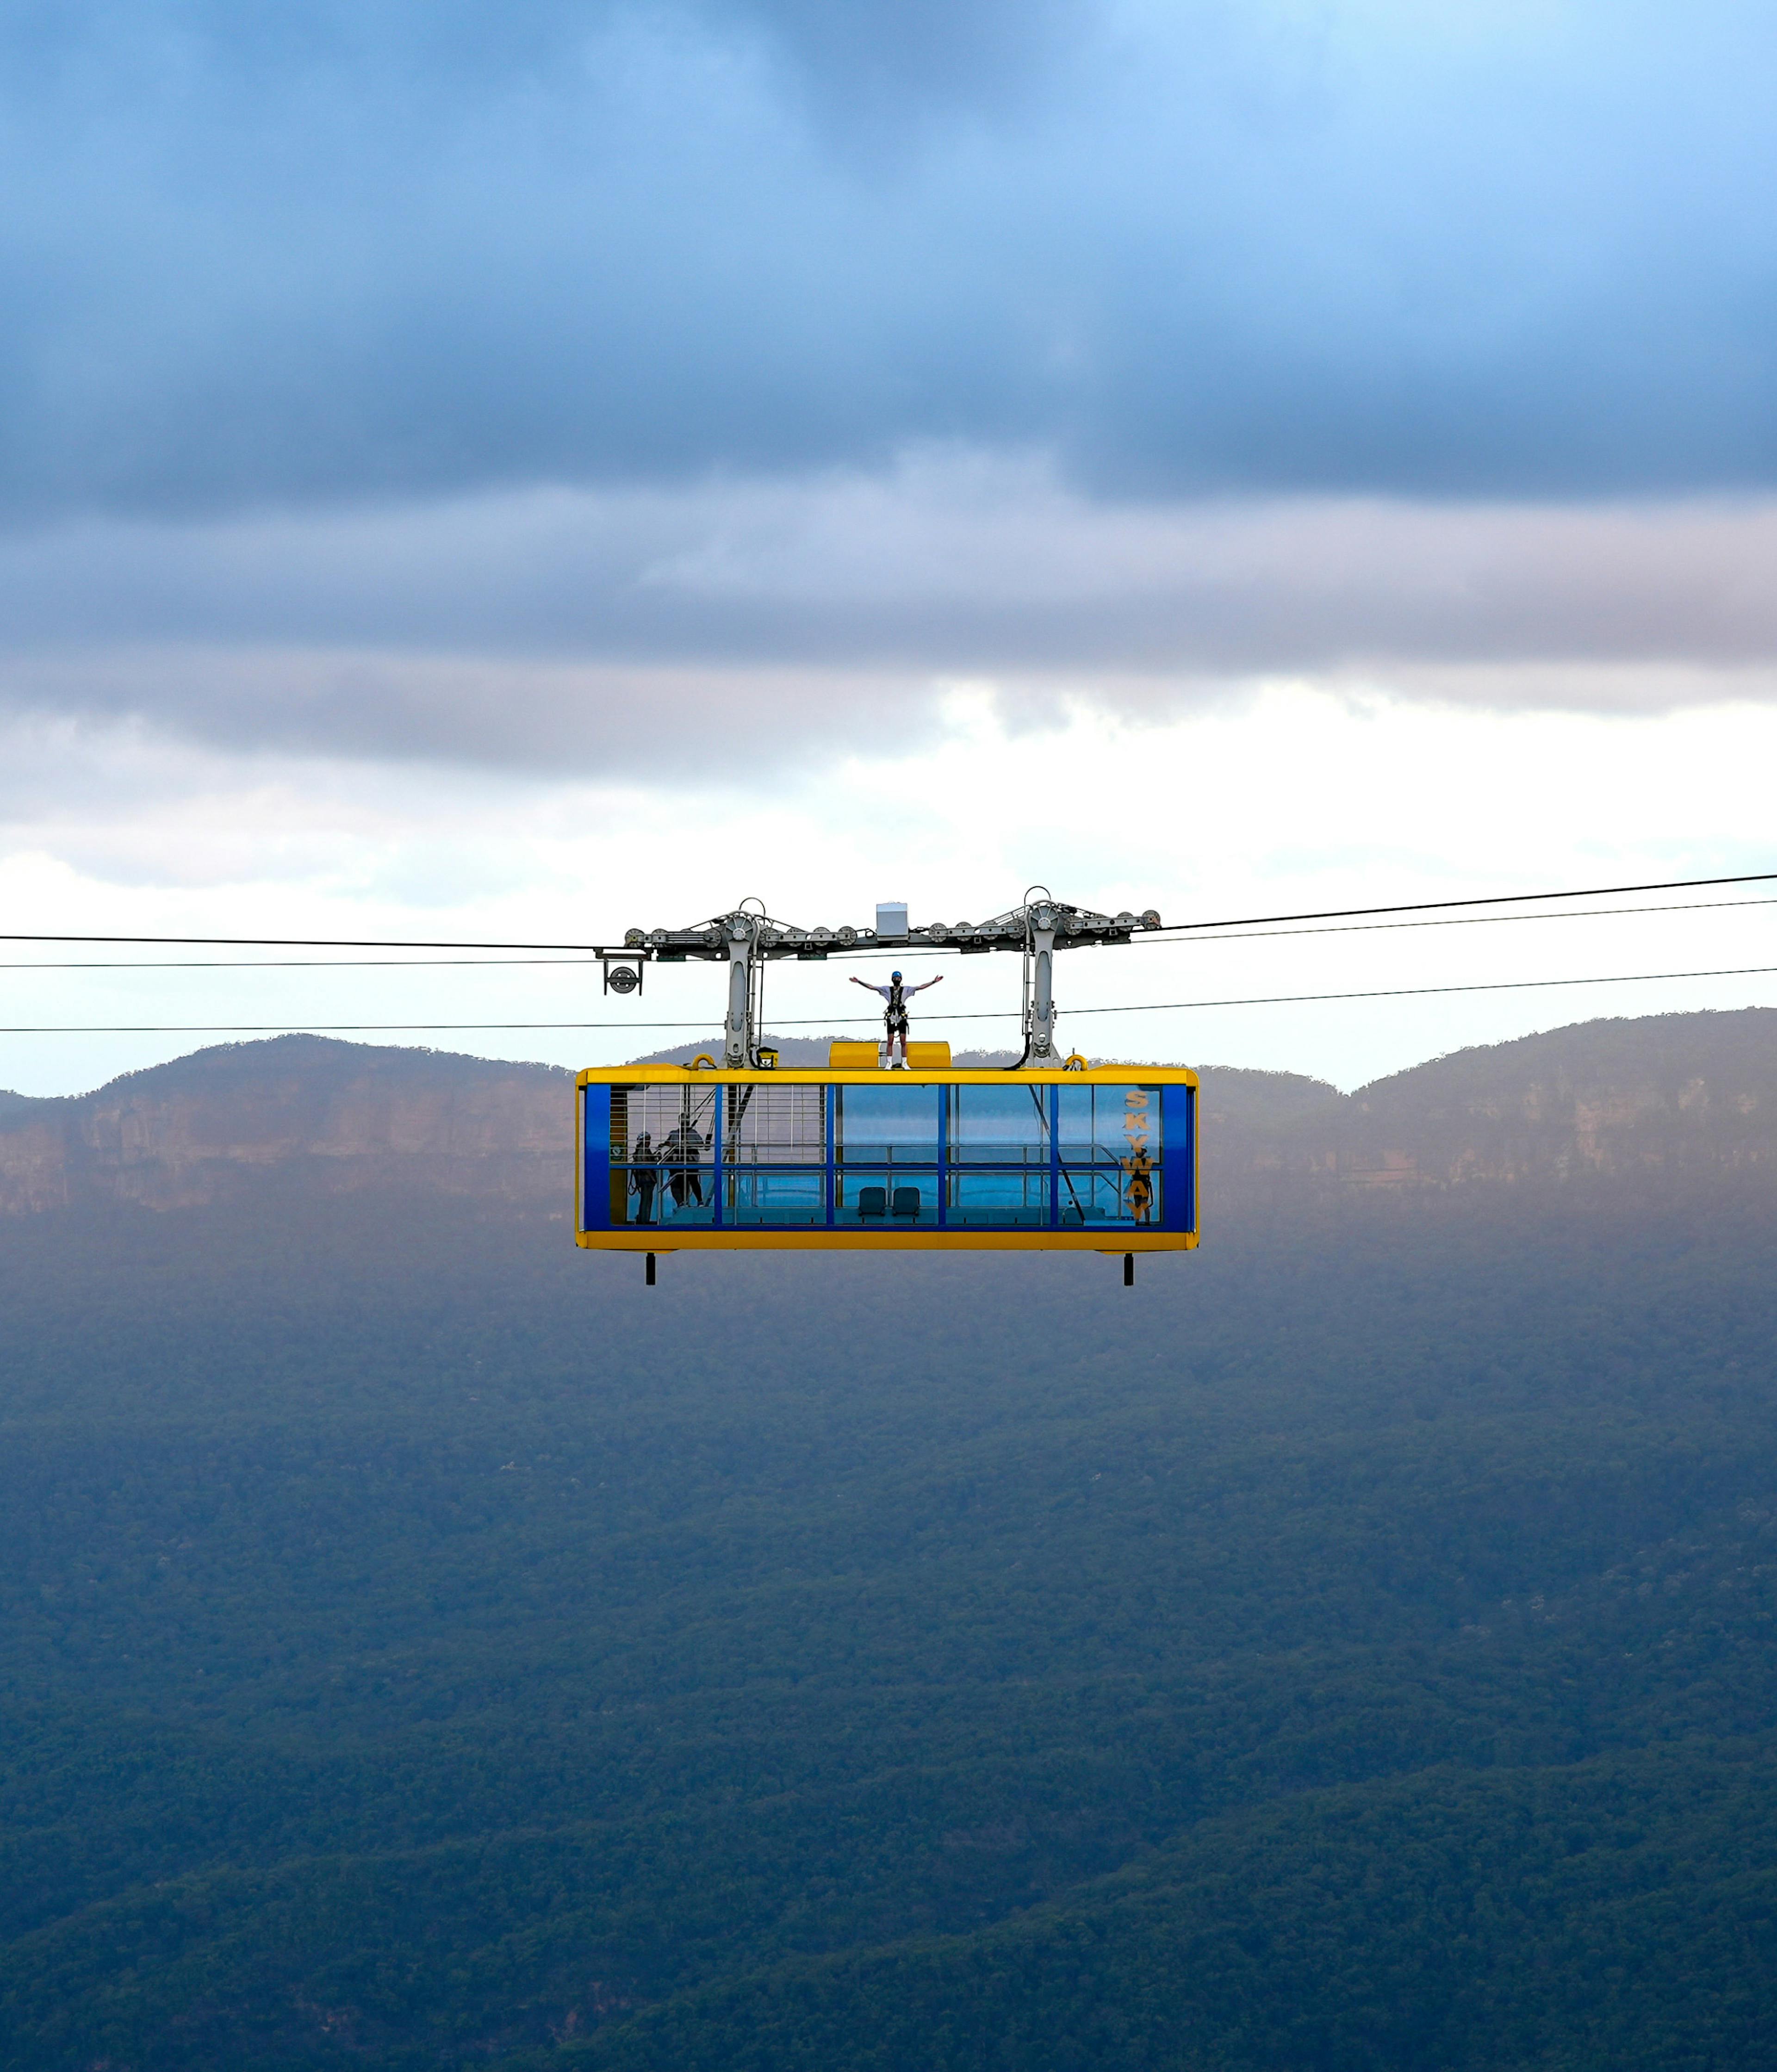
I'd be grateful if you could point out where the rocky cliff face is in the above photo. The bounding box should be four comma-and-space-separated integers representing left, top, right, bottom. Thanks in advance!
1204, 1009, 1777, 1199
0, 1037, 572, 1215
0, 1010, 1771, 1218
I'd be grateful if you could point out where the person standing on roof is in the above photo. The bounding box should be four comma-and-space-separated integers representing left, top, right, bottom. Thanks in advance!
850, 968, 943, 1068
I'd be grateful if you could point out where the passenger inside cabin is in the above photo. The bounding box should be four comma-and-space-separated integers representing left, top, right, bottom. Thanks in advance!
664, 1122, 705, 1208
631, 1131, 659, 1223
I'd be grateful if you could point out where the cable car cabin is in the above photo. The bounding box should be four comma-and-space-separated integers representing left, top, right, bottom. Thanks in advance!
575, 1045, 1198, 1255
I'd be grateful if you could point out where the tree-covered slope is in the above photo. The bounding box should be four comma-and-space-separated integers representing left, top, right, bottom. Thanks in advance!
0, 1121, 1774, 2067
568, 1740, 1777, 2072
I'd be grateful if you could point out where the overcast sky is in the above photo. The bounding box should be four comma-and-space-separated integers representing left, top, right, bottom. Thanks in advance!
3, 0, 1776, 1095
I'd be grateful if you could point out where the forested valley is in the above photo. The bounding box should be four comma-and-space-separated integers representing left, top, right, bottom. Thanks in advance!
2, 1015, 1776, 2068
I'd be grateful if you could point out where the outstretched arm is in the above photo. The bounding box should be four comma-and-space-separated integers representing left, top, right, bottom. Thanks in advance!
908, 974, 945, 994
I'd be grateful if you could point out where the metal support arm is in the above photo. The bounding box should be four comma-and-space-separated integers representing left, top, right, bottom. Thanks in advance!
723, 923, 753, 1068
1027, 922, 1058, 1064
620, 893, 1162, 1070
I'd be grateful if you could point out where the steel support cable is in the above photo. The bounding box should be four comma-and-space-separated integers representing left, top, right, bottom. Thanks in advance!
0, 955, 610, 970
1146, 869, 1777, 936
2, 869, 1773, 956
2, 893, 1773, 970
4, 960, 1777, 1034
1139, 893, 1777, 949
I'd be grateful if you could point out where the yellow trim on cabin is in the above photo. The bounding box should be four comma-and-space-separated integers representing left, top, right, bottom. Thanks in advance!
576, 1065, 1200, 1087
576, 1063, 1199, 1252
576, 1229, 1197, 1253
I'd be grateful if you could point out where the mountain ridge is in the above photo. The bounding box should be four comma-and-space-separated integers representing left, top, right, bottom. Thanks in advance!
0, 1035, 572, 1215
0, 1007, 1771, 1216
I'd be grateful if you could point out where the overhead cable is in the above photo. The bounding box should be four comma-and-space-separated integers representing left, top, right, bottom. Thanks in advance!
3, 868, 1773, 956
3, 892, 1773, 970
1144, 893, 1777, 949
1147, 870, 1777, 937
4, 960, 1775, 1035
0, 956, 609, 972
1062, 962, 1777, 1018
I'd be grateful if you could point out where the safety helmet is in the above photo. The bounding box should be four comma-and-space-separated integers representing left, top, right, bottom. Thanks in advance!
891, 970, 902, 980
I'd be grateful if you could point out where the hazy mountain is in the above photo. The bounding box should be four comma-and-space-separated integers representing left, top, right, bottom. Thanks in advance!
1260, 1005, 1777, 1192
1, 1008, 1769, 1217
1, 1008, 1775, 2067
0, 1035, 571, 1214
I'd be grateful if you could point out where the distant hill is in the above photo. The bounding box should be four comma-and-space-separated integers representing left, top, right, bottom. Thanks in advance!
1252, 1006, 1777, 1194
0, 1035, 571, 1215
0, 1008, 1771, 1216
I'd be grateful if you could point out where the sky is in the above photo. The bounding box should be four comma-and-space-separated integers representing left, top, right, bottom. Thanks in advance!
3, 0, 1777, 1096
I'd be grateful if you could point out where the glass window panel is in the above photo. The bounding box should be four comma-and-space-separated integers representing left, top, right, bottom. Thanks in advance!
1057, 1084, 1163, 1166
835, 1172, 938, 1225
1057, 1164, 1162, 1228
947, 1170, 1052, 1226
724, 1083, 827, 1164
608, 1082, 719, 1226
726, 1168, 826, 1226
835, 1084, 940, 1165
948, 1084, 1051, 1164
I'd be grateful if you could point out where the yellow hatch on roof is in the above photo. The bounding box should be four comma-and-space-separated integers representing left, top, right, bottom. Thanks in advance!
825, 1039, 952, 1069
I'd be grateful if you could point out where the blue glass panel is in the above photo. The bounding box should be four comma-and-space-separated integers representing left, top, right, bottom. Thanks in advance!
836, 1084, 940, 1165
947, 1170, 1052, 1226
583, 1084, 612, 1231
726, 1167, 826, 1226
1161, 1084, 1195, 1231
1057, 1084, 1163, 1165
948, 1084, 1050, 1164
1057, 1165, 1162, 1229
837, 1170, 938, 1225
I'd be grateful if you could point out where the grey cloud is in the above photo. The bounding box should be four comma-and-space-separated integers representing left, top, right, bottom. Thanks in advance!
6, 465, 1777, 667
0, 645, 940, 778
3, 2, 1777, 518
4, 470, 1777, 774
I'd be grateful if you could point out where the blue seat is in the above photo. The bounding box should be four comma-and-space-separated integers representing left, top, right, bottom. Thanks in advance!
892, 1186, 921, 1220
857, 1186, 887, 1220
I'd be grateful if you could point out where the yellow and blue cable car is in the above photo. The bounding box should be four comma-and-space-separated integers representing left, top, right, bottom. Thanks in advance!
579, 893, 1194, 1278
576, 1042, 1197, 1261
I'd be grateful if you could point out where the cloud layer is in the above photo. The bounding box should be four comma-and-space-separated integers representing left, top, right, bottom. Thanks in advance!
5, 6, 1777, 1104
5, 0, 1777, 518
4, 464, 1777, 772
